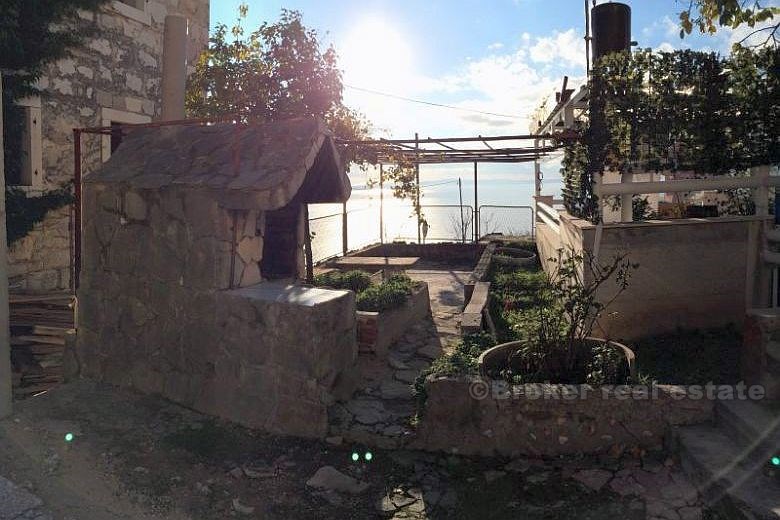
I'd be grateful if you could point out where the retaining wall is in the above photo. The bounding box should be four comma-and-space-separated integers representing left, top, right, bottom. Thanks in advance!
413, 376, 714, 457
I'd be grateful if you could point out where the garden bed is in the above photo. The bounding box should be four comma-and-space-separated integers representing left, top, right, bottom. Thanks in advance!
356, 283, 430, 356
314, 270, 431, 356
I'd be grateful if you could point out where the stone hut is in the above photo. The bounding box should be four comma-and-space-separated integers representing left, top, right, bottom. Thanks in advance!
74, 118, 358, 437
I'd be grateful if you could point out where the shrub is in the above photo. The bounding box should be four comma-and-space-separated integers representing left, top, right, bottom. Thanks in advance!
355, 274, 416, 312
314, 270, 372, 293
413, 332, 496, 408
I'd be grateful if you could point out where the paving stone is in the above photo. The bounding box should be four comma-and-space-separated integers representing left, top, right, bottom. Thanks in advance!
0, 476, 44, 520
417, 343, 441, 360
381, 380, 413, 400
346, 400, 387, 425
572, 468, 613, 491
394, 370, 418, 384
305, 466, 369, 494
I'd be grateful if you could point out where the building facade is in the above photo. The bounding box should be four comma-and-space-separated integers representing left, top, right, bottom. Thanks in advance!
7, 0, 209, 293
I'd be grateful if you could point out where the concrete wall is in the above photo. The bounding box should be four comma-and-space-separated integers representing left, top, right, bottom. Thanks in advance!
8, 0, 209, 293
413, 377, 713, 457
76, 181, 358, 437
536, 212, 770, 340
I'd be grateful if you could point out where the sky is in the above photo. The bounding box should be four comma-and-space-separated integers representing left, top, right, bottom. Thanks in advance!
208, 0, 777, 200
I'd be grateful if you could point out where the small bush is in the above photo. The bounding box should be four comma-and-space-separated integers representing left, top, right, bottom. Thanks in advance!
356, 274, 416, 312
413, 333, 496, 408
314, 270, 372, 293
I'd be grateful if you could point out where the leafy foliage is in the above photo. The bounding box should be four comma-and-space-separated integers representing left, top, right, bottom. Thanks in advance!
5, 185, 74, 245
1, 0, 106, 242
355, 273, 417, 312
412, 332, 497, 407
314, 270, 372, 293
313, 270, 418, 312
678, 1, 779, 48
185, 5, 370, 164
562, 47, 780, 223
490, 249, 636, 384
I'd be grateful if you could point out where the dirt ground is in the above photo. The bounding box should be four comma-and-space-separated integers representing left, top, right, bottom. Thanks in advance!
0, 380, 719, 520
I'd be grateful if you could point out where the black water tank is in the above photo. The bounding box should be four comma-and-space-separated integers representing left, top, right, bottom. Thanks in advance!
591, 2, 631, 63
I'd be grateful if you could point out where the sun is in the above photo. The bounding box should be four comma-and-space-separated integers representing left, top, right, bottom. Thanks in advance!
339, 17, 414, 92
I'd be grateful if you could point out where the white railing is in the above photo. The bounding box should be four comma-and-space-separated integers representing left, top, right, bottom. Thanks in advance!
535, 199, 561, 234
595, 165, 777, 223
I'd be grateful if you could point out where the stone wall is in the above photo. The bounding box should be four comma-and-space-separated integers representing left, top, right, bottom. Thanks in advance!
413, 377, 713, 457
76, 181, 358, 437
8, 207, 72, 293
8, 0, 209, 293
536, 212, 771, 339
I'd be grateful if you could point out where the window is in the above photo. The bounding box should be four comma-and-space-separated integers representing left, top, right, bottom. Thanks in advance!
110, 0, 150, 25
3, 97, 43, 188
100, 108, 151, 162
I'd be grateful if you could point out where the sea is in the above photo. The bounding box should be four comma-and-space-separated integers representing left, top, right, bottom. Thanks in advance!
307, 166, 564, 263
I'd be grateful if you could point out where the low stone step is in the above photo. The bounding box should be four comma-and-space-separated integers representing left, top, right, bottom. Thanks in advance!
716, 400, 780, 457
677, 424, 780, 519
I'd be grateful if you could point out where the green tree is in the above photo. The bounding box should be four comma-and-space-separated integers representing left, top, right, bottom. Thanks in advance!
186, 6, 370, 152
678, 1, 779, 47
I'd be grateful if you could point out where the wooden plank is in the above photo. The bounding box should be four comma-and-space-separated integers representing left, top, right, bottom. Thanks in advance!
31, 325, 72, 336
14, 335, 66, 346
9, 294, 74, 304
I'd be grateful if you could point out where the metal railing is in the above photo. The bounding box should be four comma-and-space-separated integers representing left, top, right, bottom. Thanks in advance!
478, 205, 534, 239
392, 204, 475, 243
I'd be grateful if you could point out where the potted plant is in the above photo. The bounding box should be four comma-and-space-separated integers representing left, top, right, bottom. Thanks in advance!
478, 249, 637, 385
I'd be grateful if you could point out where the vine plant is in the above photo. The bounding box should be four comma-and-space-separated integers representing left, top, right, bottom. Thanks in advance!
562, 46, 779, 223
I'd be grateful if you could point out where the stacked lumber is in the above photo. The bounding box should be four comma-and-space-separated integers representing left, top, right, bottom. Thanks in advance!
9, 294, 75, 397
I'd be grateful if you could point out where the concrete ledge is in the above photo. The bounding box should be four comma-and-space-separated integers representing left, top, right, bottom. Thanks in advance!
461, 282, 490, 335
357, 283, 431, 356
464, 242, 496, 303
412, 376, 713, 457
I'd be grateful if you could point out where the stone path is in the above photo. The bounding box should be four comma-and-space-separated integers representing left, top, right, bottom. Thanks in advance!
367, 450, 707, 520
327, 267, 471, 449
0, 476, 51, 520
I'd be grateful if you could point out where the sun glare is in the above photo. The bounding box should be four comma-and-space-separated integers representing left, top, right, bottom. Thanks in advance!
339, 18, 413, 92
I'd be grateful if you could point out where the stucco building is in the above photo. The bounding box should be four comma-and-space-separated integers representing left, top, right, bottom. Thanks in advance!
7, 0, 210, 293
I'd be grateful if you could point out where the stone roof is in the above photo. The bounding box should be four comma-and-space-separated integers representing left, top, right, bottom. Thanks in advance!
86, 117, 350, 209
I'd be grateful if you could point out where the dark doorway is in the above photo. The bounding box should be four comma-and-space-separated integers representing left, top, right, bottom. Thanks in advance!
261, 204, 300, 279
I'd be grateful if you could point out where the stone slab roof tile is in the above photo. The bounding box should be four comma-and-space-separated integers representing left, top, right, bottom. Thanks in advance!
85, 117, 350, 209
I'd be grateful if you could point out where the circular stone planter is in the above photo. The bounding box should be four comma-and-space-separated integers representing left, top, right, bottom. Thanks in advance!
477, 337, 636, 381
492, 247, 538, 268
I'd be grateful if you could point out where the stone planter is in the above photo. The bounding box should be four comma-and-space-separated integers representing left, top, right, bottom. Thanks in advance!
492, 247, 538, 268
477, 337, 637, 382
357, 283, 431, 357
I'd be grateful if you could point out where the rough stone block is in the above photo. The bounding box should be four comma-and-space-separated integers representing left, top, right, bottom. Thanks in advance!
124, 191, 147, 220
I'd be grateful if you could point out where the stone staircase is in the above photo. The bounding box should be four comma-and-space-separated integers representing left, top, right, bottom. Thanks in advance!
676, 398, 780, 519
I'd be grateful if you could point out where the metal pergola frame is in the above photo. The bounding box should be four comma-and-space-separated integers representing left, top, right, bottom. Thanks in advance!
337, 132, 572, 242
